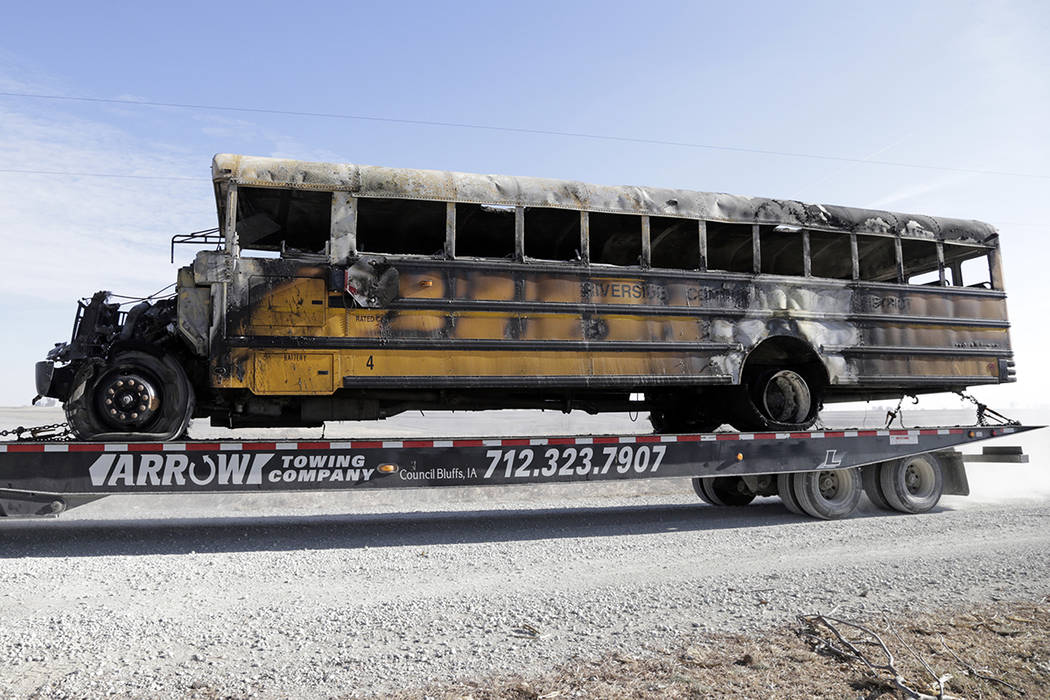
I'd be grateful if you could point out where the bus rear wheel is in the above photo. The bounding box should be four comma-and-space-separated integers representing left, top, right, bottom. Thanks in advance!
731, 368, 820, 431
65, 351, 194, 441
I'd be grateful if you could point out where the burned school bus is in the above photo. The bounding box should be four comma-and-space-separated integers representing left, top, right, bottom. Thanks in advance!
35, 155, 1015, 440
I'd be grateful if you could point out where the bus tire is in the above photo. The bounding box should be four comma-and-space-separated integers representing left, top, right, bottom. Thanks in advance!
730, 369, 820, 431
777, 473, 805, 515
878, 454, 943, 514
66, 351, 194, 441
792, 468, 862, 520
861, 463, 893, 510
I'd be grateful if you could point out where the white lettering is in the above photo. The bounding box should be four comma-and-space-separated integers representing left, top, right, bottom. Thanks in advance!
109, 454, 135, 486
163, 455, 188, 485
136, 454, 163, 486
190, 458, 216, 486
88, 454, 116, 486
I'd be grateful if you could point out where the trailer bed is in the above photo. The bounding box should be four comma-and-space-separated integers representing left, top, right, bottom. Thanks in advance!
0, 424, 1039, 518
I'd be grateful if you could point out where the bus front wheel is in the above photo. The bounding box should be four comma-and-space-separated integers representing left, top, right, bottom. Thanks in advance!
65, 351, 195, 441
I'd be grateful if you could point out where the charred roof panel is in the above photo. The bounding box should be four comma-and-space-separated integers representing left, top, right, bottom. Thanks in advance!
212, 154, 998, 245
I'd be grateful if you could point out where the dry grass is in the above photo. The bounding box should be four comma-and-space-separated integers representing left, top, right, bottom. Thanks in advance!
388, 601, 1050, 699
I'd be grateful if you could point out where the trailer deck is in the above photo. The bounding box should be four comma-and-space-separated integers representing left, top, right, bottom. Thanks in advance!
0, 424, 1039, 519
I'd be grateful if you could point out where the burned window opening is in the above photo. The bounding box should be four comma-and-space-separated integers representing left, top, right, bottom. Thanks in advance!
901, 238, 942, 286
356, 197, 446, 256
944, 244, 993, 288
706, 222, 754, 273
455, 203, 516, 259
759, 225, 804, 276
524, 208, 581, 261
589, 212, 643, 266
856, 234, 899, 283
807, 230, 853, 280
236, 187, 331, 255
649, 217, 699, 270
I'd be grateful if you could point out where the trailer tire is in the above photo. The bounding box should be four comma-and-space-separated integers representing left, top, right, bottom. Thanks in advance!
878, 454, 943, 514
691, 477, 717, 505
692, 476, 755, 506
861, 463, 893, 510
777, 473, 805, 515
65, 351, 194, 441
792, 468, 862, 520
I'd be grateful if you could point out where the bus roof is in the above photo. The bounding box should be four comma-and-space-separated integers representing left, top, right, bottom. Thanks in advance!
212, 154, 997, 245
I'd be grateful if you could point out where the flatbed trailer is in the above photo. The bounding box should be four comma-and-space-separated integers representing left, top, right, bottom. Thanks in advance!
0, 424, 1039, 520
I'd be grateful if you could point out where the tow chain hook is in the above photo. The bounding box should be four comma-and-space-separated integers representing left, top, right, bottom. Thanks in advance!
0, 422, 75, 442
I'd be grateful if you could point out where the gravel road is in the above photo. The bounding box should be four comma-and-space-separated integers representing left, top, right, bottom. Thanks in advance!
1, 407, 1048, 698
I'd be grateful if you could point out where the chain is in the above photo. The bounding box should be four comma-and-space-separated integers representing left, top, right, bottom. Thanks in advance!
0, 422, 75, 442
954, 391, 1019, 426
884, 394, 918, 428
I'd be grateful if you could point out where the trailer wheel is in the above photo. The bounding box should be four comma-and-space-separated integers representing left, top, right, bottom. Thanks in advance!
791, 468, 862, 520
878, 454, 943, 514
692, 477, 755, 506
861, 464, 893, 510
777, 474, 805, 515
65, 351, 194, 441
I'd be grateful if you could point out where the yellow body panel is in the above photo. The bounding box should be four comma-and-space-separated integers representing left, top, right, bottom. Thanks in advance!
253, 351, 335, 394
217, 262, 1007, 396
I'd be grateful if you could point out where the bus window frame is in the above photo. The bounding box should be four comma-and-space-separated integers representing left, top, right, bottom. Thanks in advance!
316, 193, 1005, 293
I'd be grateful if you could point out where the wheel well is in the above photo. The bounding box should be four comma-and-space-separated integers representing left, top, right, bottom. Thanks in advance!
741, 336, 828, 392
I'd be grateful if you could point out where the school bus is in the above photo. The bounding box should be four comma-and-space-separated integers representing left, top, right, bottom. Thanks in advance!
35, 155, 1014, 440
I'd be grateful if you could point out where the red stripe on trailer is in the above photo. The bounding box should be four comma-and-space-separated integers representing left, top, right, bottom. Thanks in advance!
351, 441, 383, 449
68, 443, 106, 452
452, 439, 484, 447
6, 444, 44, 453
715, 434, 739, 441
593, 436, 620, 444
857, 430, 878, 437
675, 434, 703, 442
754, 433, 776, 440
789, 432, 810, 439
824, 431, 845, 438
244, 442, 277, 451
296, 442, 330, 450
501, 438, 530, 446
128, 443, 163, 452
546, 437, 577, 445
186, 443, 220, 451
635, 435, 662, 443
403, 440, 433, 448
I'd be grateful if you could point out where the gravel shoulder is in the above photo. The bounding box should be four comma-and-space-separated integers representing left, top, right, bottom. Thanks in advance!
2, 498, 1049, 698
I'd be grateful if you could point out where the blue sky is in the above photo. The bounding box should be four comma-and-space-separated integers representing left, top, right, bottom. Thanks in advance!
1, 0, 1048, 408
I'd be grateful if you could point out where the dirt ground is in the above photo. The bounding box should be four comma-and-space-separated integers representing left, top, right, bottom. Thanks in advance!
391, 600, 1050, 700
